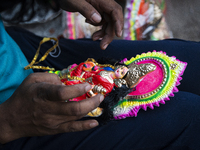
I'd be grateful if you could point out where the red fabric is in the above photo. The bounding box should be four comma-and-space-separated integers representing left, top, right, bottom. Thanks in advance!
61, 64, 114, 100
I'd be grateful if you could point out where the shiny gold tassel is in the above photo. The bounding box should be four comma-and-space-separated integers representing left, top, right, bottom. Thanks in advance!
24, 37, 58, 71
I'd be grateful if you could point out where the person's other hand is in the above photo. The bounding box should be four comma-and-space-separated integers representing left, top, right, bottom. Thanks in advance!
0, 73, 104, 144
58, 0, 124, 50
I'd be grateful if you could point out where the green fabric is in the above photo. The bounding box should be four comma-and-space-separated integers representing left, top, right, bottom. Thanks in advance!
0, 18, 33, 104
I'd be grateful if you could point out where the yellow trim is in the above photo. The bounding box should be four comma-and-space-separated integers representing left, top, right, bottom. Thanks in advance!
24, 37, 58, 71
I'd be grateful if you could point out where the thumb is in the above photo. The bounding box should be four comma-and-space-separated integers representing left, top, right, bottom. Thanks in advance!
73, 1, 102, 24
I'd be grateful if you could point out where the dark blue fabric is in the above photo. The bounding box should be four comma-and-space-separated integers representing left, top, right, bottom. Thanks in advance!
2, 92, 200, 150
3, 27, 200, 150
6, 27, 200, 95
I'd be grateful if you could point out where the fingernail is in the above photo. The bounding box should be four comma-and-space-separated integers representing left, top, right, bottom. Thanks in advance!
90, 121, 99, 128
118, 30, 122, 37
91, 13, 102, 23
103, 44, 108, 50
100, 94, 104, 103
85, 83, 92, 92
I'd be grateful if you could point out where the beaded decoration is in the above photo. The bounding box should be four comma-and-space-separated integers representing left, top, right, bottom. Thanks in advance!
24, 37, 187, 120
113, 51, 187, 119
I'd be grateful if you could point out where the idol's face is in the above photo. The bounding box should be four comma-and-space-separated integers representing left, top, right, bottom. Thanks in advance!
115, 66, 128, 79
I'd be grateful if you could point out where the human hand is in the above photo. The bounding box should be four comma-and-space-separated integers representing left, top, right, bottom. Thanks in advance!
58, 0, 124, 50
0, 73, 104, 144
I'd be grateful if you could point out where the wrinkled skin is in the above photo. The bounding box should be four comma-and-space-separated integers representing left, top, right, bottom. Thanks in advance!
0, 73, 104, 144
58, 0, 124, 50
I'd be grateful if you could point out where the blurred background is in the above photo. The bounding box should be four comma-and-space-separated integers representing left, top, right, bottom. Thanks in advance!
2, 0, 200, 42
165, 0, 200, 42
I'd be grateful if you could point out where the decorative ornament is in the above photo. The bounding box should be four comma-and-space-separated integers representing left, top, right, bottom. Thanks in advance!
24, 38, 187, 120
113, 51, 187, 119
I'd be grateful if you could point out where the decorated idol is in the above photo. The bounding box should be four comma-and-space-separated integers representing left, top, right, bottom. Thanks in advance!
25, 42, 187, 122
48, 51, 186, 121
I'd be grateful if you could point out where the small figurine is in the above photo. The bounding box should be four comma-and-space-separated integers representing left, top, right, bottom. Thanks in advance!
49, 58, 157, 121
24, 38, 187, 121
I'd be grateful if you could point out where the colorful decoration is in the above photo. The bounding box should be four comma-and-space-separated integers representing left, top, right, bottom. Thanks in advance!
49, 58, 156, 119
63, 1, 168, 41
113, 51, 187, 119
123, 0, 167, 40
48, 51, 187, 120
24, 39, 187, 120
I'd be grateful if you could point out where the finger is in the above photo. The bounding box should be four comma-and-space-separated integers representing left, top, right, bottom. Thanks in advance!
53, 94, 104, 116
72, 0, 102, 24
92, 23, 107, 41
25, 73, 62, 85
92, 29, 104, 41
58, 119, 99, 133
100, 21, 115, 50
36, 82, 92, 101
111, 6, 124, 37
98, 0, 124, 37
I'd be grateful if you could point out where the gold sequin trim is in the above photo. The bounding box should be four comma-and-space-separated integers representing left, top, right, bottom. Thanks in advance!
24, 37, 58, 71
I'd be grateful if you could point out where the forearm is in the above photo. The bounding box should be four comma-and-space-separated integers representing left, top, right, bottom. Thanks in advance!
0, 102, 18, 144
0, 103, 10, 144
